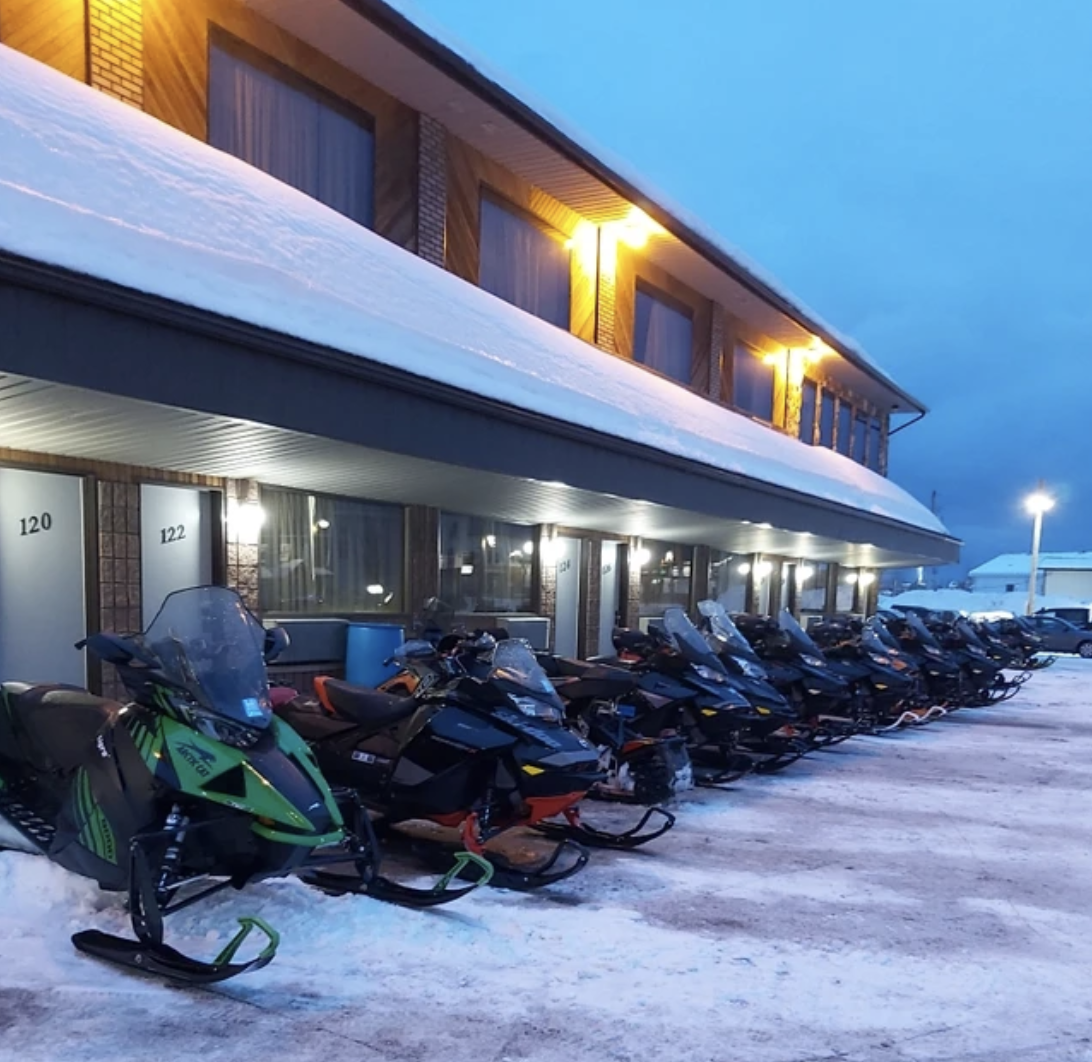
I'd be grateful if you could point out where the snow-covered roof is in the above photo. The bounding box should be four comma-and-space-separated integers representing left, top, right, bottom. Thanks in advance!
881, 588, 1092, 615
969, 553, 1092, 577
0, 46, 948, 537
377, 0, 917, 406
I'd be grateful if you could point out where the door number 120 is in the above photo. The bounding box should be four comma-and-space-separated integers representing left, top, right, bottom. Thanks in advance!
19, 512, 53, 536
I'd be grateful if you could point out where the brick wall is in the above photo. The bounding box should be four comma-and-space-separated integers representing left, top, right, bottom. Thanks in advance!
596, 235, 616, 353
226, 479, 260, 611
708, 304, 725, 401
88, 0, 144, 108
580, 538, 602, 659
97, 481, 141, 700
417, 114, 447, 266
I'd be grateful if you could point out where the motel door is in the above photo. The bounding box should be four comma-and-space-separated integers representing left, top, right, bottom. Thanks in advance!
599, 541, 622, 657
554, 537, 582, 658
0, 468, 87, 686
140, 485, 214, 624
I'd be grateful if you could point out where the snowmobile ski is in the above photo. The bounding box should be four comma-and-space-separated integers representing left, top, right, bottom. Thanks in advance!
533, 805, 675, 850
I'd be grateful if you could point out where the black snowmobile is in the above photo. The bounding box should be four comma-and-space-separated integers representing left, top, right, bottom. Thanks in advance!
920, 613, 1025, 706
874, 610, 967, 708
0, 587, 489, 985
986, 616, 1053, 670
605, 607, 806, 783
274, 635, 672, 890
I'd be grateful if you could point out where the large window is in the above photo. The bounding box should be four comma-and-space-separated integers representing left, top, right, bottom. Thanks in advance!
709, 550, 748, 613
479, 195, 571, 327
733, 346, 775, 421
638, 540, 692, 620
799, 379, 818, 444
209, 38, 375, 227
440, 514, 534, 614
634, 283, 694, 384
836, 402, 853, 455
819, 391, 835, 447
797, 561, 829, 619
259, 488, 403, 613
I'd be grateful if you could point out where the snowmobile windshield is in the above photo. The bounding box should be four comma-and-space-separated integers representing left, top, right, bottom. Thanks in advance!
663, 607, 728, 674
777, 609, 827, 661
900, 610, 942, 649
140, 587, 272, 730
861, 623, 895, 656
955, 618, 987, 648
488, 639, 565, 715
697, 600, 759, 660
866, 617, 902, 652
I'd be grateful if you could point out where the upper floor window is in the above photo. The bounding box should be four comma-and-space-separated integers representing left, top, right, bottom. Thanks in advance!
208, 37, 375, 227
634, 282, 694, 384
799, 379, 818, 444
819, 391, 835, 447
478, 195, 570, 328
867, 417, 883, 472
836, 402, 853, 455
733, 346, 775, 422
852, 412, 868, 463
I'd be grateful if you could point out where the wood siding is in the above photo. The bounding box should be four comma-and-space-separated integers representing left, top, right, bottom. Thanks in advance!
143, 0, 418, 251
0, 0, 87, 82
614, 245, 713, 395
446, 135, 596, 343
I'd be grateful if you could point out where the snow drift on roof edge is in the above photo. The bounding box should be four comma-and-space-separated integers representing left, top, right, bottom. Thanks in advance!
0, 46, 946, 536
380, 0, 894, 382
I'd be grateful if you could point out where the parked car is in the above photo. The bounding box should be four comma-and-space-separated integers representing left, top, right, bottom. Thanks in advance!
1025, 615, 1092, 657
1036, 607, 1092, 631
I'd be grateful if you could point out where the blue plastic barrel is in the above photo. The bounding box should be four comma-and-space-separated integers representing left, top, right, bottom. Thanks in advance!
344, 622, 406, 688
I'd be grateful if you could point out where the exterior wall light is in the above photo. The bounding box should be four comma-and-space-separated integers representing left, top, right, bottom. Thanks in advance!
226, 500, 265, 545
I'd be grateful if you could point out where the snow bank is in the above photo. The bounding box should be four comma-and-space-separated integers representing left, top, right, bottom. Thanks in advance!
881, 587, 1092, 615
0, 46, 948, 537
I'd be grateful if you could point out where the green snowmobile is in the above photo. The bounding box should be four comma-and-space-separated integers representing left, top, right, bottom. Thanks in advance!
0, 586, 490, 985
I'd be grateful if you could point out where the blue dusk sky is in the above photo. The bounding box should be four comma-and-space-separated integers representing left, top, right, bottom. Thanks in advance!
404, 0, 1092, 571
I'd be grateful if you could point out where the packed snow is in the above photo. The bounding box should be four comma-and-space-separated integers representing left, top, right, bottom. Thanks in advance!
4, 659, 1092, 1061
0, 45, 947, 537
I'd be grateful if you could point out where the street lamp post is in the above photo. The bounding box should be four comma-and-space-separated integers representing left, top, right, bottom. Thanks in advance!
1024, 486, 1055, 616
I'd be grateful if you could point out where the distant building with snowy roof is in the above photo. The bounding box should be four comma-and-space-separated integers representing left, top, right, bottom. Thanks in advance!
0, 0, 957, 686
969, 553, 1092, 599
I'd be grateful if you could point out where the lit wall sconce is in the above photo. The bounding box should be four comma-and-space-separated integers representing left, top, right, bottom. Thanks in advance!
859, 571, 877, 588
797, 564, 816, 584
226, 500, 266, 545
634, 547, 652, 567
754, 560, 774, 579
737, 562, 752, 575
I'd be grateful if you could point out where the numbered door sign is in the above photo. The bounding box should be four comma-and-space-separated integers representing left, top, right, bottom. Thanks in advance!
0, 468, 87, 686
140, 485, 213, 623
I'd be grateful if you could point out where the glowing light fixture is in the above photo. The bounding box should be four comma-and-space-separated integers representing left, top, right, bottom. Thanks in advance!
315, 518, 331, 530
634, 547, 652, 567
1024, 484, 1056, 615
366, 584, 385, 596
797, 565, 816, 583
226, 500, 266, 545
858, 572, 877, 588
522, 540, 535, 555
754, 560, 773, 579
737, 562, 752, 575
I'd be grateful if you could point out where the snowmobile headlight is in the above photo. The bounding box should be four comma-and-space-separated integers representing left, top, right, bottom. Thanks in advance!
509, 694, 562, 724
740, 660, 767, 679
869, 653, 892, 665
693, 664, 726, 684
801, 655, 826, 668
189, 709, 263, 750
925, 646, 942, 657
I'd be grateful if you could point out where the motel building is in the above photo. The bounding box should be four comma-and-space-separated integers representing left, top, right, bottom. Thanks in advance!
0, 0, 958, 693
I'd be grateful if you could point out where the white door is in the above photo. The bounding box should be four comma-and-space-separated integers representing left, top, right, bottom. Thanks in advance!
599, 541, 621, 657
0, 468, 87, 685
554, 536, 582, 658
140, 485, 213, 623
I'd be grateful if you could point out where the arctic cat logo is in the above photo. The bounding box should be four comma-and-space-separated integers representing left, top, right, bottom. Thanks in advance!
176, 740, 217, 777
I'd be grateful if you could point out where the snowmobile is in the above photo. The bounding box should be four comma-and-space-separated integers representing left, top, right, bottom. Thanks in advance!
985, 616, 1053, 670
726, 609, 861, 738
533, 651, 695, 804
873, 610, 969, 708
919, 613, 1026, 706
0, 587, 489, 985
603, 607, 807, 782
274, 634, 673, 891
804, 613, 937, 731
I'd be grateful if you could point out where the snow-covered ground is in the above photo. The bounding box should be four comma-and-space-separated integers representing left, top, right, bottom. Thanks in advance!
4, 661, 1092, 1062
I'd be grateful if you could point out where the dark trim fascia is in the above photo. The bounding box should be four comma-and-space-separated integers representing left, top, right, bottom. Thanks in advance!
338, 0, 928, 416
0, 251, 958, 558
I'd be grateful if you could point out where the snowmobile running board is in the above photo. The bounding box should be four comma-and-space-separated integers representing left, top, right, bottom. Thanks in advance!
534, 806, 676, 851
406, 833, 591, 891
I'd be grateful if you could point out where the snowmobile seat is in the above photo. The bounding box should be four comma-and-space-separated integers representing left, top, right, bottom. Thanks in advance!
553, 667, 639, 703
0, 682, 119, 775
314, 678, 418, 734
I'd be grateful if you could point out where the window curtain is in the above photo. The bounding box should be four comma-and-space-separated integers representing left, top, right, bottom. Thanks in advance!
478, 197, 571, 327
799, 380, 818, 443
638, 540, 693, 619
634, 289, 693, 383
709, 550, 747, 613
439, 513, 534, 614
733, 347, 775, 421
259, 488, 403, 613
208, 44, 375, 227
